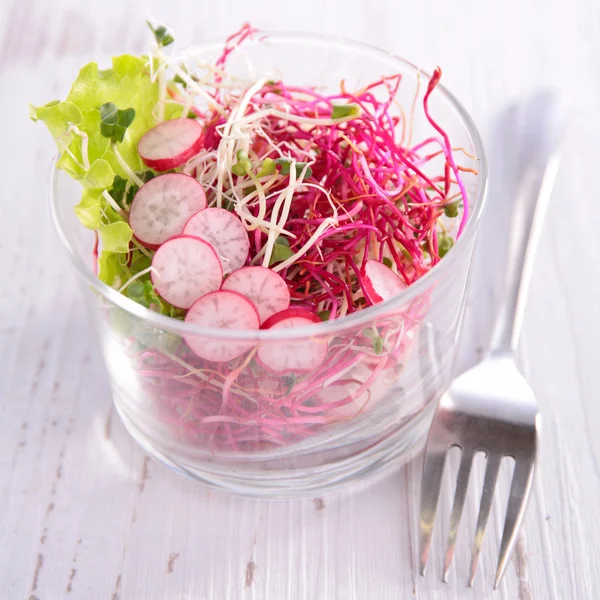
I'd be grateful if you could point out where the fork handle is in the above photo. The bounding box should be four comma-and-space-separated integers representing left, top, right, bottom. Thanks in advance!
489, 92, 566, 355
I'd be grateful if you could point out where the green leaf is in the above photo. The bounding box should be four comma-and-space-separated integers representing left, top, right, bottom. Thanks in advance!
125, 183, 137, 207
74, 188, 104, 229
96, 244, 181, 320
147, 21, 175, 47
34, 54, 174, 185
283, 373, 297, 394
109, 171, 153, 210
274, 159, 313, 179
81, 159, 115, 189
29, 101, 83, 150
125, 280, 146, 303
438, 233, 454, 258
372, 335, 384, 355
173, 73, 187, 88
98, 251, 130, 287
108, 175, 129, 209
444, 201, 459, 218
269, 237, 294, 266
99, 102, 136, 143
130, 250, 152, 274
125, 279, 155, 307
331, 103, 360, 120
124, 278, 179, 319
382, 256, 393, 269
232, 149, 253, 176
257, 158, 276, 177
114, 107, 135, 142
138, 170, 156, 184
275, 159, 291, 175
97, 222, 133, 253
238, 149, 252, 169
143, 282, 163, 311
231, 162, 247, 176
153, 330, 181, 352
118, 255, 184, 318
130, 325, 183, 353
99, 102, 117, 136
318, 310, 331, 321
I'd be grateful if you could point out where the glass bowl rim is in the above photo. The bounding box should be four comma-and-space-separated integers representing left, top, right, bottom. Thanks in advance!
50, 30, 488, 342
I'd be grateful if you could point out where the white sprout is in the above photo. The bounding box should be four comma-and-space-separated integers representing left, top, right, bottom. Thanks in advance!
118, 266, 159, 293
111, 142, 144, 187
66, 124, 90, 170
102, 190, 124, 216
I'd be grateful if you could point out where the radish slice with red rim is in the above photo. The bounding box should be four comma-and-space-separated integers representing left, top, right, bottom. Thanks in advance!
138, 119, 204, 171
221, 266, 290, 324
129, 174, 207, 249
183, 208, 250, 274
258, 308, 327, 373
317, 379, 370, 417
260, 307, 320, 330
151, 235, 222, 309
184, 290, 260, 362
361, 259, 406, 305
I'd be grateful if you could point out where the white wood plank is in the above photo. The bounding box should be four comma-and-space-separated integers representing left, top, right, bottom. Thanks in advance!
1, 0, 599, 598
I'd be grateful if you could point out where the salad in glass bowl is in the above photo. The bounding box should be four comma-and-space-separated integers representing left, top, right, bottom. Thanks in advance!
32, 23, 486, 496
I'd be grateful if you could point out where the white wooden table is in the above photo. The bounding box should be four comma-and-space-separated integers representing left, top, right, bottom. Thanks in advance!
1, 1, 599, 598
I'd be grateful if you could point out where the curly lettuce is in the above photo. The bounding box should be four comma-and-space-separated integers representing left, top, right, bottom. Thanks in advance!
30, 54, 177, 291
30, 55, 163, 184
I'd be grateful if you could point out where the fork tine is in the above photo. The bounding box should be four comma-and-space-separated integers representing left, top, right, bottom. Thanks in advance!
494, 453, 537, 589
468, 453, 502, 587
443, 449, 475, 582
419, 449, 448, 575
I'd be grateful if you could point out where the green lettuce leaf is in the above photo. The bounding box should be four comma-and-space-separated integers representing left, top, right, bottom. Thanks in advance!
97, 222, 133, 253
29, 101, 83, 151
129, 250, 152, 274
98, 251, 130, 288
80, 159, 115, 189
32, 51, 187, 314
74, 188, 123, 230
74, 188, 104, 229
31, 54, 180, 182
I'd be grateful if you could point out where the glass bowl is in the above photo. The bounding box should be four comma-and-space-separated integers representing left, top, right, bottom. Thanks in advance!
50, 32, 487, 498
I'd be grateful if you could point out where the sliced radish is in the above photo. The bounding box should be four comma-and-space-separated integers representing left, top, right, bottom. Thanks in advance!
138, 119, 204, 171
361, 259, 407, 304
151, 235, 222, 309
221, 266, 290, 324
183, 208, 250, 274
184, 290, 259, 362
129, 174, 207, 249
317, 380, 370, 418
258, 308, 327, 373
260, 307, 319, 329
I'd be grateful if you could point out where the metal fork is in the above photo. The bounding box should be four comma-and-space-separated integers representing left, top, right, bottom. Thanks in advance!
419, 92, 566, 589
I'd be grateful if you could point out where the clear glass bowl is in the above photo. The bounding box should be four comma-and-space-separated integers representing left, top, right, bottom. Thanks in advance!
50, 32, 487, 498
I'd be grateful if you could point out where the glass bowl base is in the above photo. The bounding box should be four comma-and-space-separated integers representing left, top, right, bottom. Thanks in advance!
114, 400, 436, 499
